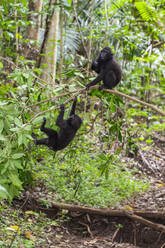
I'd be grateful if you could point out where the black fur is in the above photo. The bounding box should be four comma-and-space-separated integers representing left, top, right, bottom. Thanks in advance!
86, 47, 122, 90
32, 97, 82, 151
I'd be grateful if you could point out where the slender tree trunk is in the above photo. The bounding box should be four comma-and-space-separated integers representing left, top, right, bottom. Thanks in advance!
85, 0, 95, 114
36, 0, 43, 41
104, 0, 109, 46
26, 0, 43, 41
87, 0, 94, 75
59, 5, 64, 81
52, 3, 59, 88
14, 0, 18, 61
40, 0, 60, 91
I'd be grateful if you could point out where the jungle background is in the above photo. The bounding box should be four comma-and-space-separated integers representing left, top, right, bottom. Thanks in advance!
0, 0, 165, 247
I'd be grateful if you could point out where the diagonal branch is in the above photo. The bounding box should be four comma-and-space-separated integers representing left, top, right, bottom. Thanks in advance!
89, 86, 165, 116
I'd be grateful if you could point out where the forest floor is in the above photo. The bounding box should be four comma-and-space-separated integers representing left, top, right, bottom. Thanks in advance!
1, 134, 165, 248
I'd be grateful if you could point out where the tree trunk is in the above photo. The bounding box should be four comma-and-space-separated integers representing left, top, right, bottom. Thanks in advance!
26, 0, 43, 41
104, 0, 109, 46
87, 0, 94, 75
41, 0, 59, 90
59, 5, 64, 81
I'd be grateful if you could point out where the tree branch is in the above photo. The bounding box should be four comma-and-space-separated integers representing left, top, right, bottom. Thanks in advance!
29, 86, 165, 117
8, 85, 164, 138
89, 86, 165, 116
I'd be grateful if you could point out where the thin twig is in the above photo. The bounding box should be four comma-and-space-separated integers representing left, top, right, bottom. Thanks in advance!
112, 227, 120, 242
79, 221, 93, 238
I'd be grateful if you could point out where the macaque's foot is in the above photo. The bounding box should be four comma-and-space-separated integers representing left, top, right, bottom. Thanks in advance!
60, 104, 65, 110
86, 84, 91, 90
40, 117, 47, 131
43, 117, 46, 123
98, 84, 105, 90
73, 96, 77, 102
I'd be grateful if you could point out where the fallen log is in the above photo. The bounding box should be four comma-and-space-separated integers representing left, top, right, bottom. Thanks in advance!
48, 201, 165, 233
49, 201, 165, 220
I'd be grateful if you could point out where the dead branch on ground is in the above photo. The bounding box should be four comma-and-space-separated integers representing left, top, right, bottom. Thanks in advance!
47, 201, 165, 233
125, 211, 165, 233
49, 201, 165, 220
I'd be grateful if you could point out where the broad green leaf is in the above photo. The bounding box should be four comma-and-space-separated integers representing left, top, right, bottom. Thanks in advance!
14, 118, 22, 127
0, 185, 9, 199
21, 125, 31, 132
0, 134, 6, 141
0, 185, 7, 192
12, 153, 24, 159
1, 161, 9, 175
33, 116, 44, 124
10, 127, 19, 132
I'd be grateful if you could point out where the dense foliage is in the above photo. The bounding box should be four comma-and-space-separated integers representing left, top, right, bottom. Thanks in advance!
0, 0, 164, 202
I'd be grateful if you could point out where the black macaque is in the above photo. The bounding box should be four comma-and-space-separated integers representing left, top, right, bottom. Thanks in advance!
86, 47, 122, 90
32, 97, 82, 151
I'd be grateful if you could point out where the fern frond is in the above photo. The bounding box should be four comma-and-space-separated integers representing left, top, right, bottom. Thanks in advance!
111, 0, 129, 11
135, 2, 157, 21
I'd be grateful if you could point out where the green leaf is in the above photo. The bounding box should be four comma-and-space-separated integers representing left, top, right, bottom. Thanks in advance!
9, 173, 22, 188
10, 127, 19, 132
98, 153, 107, 160
0, 61, 3, 69
0, 134, 6, 141
109, 103, 116, 112
146, 139, 153, 144
23, 125, 31, 131
106, 108, 110, 120
1, 161, 9, 175
11, 160, 23, 170
33, 116, 44, 124
0, 119, 4, 133
118, 131, 122, 142
115, 148, 122, 155
23, 73, 29, 79
12, 153, 24, 159
67, 0, 72, 5
18, 133, 23, 146
0, 185, 10, 199
14, 118, 22, 127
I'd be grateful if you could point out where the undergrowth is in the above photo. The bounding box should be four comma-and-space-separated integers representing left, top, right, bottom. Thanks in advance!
32, 135, 149, 208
